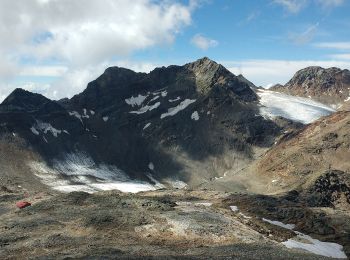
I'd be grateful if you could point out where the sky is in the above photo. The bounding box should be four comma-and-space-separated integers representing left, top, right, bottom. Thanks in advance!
1, 0, 350, 102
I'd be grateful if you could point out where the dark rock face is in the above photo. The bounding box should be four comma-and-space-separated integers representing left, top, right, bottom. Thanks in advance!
307, 170, 350, 207
0, 58, 282, 185
271, 66, 350, 107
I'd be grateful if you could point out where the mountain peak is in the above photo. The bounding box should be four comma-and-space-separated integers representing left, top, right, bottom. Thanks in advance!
270, 65, 350, 107
1, 88, 53, 111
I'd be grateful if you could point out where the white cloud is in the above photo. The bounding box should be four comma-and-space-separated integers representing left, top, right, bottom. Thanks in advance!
273, 0, 307, 13
315, 42, 350, 50
0, 0, 193, 67
191, 34, 218, 50
224, 59, 350, 87
0, 0, 198, 101
19, 66, 68, 77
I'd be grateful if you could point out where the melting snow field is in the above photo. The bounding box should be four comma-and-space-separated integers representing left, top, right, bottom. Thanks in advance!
257, 89, 335, 124
160, 99, 196, 119
263, 217, 347, 258
283, 232, 347, 259
29, 153, 158, 194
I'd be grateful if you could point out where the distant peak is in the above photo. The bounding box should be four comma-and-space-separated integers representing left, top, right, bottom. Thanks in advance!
192, 57, 218, 66
1, 88, 52, 110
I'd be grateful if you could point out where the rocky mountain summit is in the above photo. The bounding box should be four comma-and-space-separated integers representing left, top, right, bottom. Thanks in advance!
271, 66, 350, 108
0, 57, 285, 192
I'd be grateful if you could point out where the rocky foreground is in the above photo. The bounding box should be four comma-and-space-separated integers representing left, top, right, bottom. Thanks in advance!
0, 186, 349, 259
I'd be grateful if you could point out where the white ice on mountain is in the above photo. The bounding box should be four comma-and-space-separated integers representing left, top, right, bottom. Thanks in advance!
257, 89, 335, 124
125, 94, 148, 107
282, 232, 347, 259
30, 126, 39, 135
169, 97, 181, 102
143, 123, 151, 130
191, 111, 199, 121
262, 218, 295, 230
262, 217, 347, 258
148, 162, 154, 170
29, 153, 159, 194
30, 120, 66, 137
160, 99, 196, 119
69, 111, 83, 123
130, 102, 161, 114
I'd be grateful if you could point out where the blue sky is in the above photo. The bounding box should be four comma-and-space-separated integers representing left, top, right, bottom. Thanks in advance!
0, 0, 350, 101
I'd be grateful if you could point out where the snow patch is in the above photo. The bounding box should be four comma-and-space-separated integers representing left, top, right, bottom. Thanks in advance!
143, 123, 151, 130
257, 89, 335, 124
282, 231, 347, 259
150, 96, 160, 102
262, 218, 295, 230
125, 94, 147, 107
191, 111, 199, 121
168, 180, 187, 189
90, 110, 95, 115
130, 102, 160, 114
230, 206, 238, 212
148, 162, 154, 171
82, 108, 89, 118
169, 97, 181, 102
31, 120, 62, 137
261, 217, 347, 258
29, 153, 158, 194
161, 90, 167, 97
69, 111, 83, 124
160, 99, 196, 119
30, 127, 39, 135
103, 116, 109, 122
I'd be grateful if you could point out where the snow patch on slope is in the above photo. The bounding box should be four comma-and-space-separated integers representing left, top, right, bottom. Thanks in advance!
130, 102, 161, 114
29, 153, 159, 194
125, 94, 148, 107
257, 89, 335, 124
262, 218, 295, 230
191, 111, 199, 121
262, 217, 347, 258
160, 99, 196, 119
30, 120, 68, 137
283, 232, 347, 259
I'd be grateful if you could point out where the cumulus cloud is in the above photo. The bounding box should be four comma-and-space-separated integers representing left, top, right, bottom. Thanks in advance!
225, 59, 350, 87
191, 34, 218, 50
0, 0, 196, 100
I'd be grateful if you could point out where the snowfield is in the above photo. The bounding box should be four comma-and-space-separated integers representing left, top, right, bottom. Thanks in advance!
262, 217, 347, 258
257, 89, 335, 124
29, 153, 159, 194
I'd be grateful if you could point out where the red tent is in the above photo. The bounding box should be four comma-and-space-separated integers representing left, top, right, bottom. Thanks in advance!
16, 201, 31, 209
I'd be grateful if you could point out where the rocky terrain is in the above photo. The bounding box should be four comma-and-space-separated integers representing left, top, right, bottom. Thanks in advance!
270, 66, 350, 108
0, 58, 349, 259
0, 187, 347, 259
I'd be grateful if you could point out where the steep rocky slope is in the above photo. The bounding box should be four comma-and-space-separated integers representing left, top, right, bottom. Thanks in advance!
271, 66, 350, 108
0, 58, 285, 191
